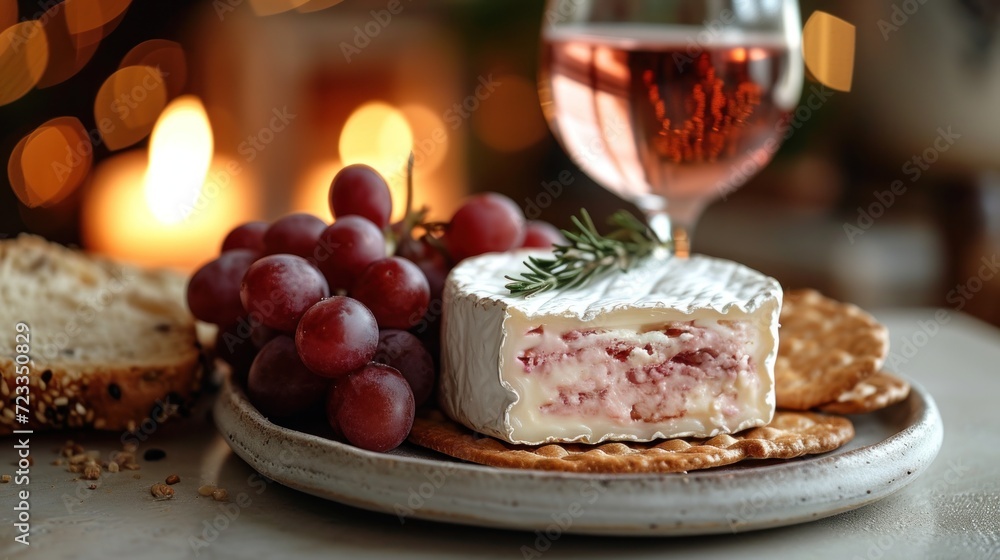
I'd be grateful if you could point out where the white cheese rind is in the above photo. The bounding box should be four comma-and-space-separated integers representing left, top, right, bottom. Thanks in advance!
440, 251, 782, 445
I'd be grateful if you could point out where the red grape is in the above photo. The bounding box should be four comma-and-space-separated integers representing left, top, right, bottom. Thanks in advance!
249, 322, 279, 349
247, 336, 331, 418
221, 315, 278, 351
414, 256, 447, 304
331, 363, 414, 452
391, 222, 422, 262
325, 381, 345, 439
397, 237, 449, 297
295, 296, 378, 377
330, 164, 393, 229
413, 318, 442, 370
315, 216, 386, 291
263, 213, 327, 260
521, 220, 566, 249
373, 329, 435, 406
222, 221, 268, 253
215, 319, 258, 382
447, 193, 526, 261
187, 249, 258, 326
240, 254, 329, 332
351, 257, 430, 329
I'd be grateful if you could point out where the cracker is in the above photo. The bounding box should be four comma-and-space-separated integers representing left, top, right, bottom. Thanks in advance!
775, 289, 889, 410
817, 372, 910, 415
408, 410, 854, 474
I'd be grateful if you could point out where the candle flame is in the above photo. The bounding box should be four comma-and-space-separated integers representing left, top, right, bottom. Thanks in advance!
144, 95, 213, 224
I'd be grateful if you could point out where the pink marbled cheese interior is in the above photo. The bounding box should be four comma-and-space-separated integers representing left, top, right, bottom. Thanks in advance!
516, 321, 754, 423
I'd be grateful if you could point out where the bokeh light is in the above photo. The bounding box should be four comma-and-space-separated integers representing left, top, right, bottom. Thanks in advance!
293, 159, 341, 221
296, 0, 345, 13
120, 39, 187, 99
144, 96, 214, 224
248, 0, 311, 16
0, 0, 16, 30
401, 104, 449, 174
10, 117, 92, 208
36, 4, 101, 88
63, 0, 131, 40
339, 102, 414, 221
0, 21, 49, 106
802, 11, 855, 93
7, 135, 30, 207
472, 74, 548, 152
94, 65, 168, 150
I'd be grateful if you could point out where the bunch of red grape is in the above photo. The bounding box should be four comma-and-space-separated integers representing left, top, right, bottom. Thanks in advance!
187, 163, 564, 453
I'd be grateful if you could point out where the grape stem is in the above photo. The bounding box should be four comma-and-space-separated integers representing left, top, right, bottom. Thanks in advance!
405, 152, 414, 218
390, 153, 425, 256
421, 227, 453, 267
389, 152, 456, 265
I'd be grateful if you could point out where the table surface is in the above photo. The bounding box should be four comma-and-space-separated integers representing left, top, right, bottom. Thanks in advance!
2, 309, 999, 560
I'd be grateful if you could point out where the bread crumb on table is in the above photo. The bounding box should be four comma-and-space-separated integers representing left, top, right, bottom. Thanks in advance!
150, 483, 174, 499
82, 464, 101, 480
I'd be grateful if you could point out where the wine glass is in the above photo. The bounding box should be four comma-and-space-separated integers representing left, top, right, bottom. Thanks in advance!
539, 0, 803, 255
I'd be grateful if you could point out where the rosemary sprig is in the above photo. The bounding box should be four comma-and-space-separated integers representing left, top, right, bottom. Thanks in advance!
505, 209, 671, 297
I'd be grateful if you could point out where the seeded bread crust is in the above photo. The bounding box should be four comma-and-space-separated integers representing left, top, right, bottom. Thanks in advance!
0, 359, 202, 432
0, 235, 203, 434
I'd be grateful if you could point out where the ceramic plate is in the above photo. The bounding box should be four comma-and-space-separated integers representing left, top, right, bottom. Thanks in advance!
214, 375, 942, 536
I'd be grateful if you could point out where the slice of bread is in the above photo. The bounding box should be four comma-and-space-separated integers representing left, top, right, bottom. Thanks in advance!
0, 235, 203, 433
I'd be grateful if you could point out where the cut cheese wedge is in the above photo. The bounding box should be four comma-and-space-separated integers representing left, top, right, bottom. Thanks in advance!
440, 251, 782, 445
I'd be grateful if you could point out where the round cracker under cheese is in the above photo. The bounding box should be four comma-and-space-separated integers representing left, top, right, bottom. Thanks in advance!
408, 409, 854, 474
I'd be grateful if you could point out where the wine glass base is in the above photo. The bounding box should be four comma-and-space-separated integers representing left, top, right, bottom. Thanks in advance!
672, 228, 691, 258
637, 198, 697, 258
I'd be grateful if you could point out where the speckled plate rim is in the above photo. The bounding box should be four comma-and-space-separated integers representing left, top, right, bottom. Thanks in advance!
214, 376, 943, 536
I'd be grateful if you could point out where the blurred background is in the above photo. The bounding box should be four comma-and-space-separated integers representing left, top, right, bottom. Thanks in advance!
1, 0, 999, 326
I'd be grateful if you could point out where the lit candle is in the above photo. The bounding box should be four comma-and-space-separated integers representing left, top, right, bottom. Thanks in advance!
82, 96, 257, 271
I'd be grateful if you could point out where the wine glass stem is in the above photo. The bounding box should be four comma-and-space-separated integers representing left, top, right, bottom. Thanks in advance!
672, 222, 692, 258
645, 212, 675, 246
639, 197, 705, 258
